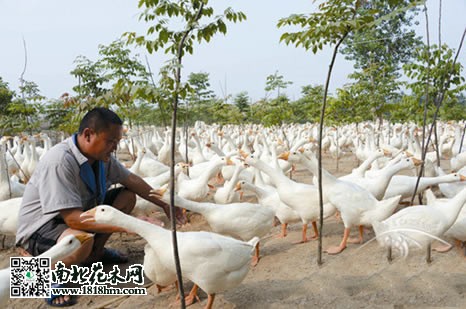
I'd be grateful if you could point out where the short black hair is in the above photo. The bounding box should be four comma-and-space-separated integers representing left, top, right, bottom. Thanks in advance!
78, 107, 123, 134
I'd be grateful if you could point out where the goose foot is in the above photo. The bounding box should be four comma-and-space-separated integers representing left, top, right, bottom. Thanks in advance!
293, 238, 310, 244
251, 243, 260, 266
184, 284, 201, 307
204, 294, 216, 309
273, 223, 288, 239
293, 224, 311, 244
432, 243, 453, 253
347, 226, 364, 244
334, 211, 342, 222
325, 245, 346, 255
215, 172, 225, 185
251, 255, 260, 267
156, 283, 176, 294
347, 237, 363, 244
326, 228, 350, 255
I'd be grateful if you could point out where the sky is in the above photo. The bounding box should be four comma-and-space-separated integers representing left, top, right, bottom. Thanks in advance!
0, 0, 465, 103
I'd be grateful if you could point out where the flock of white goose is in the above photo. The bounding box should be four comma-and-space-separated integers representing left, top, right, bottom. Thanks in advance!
1, 120, 466, 308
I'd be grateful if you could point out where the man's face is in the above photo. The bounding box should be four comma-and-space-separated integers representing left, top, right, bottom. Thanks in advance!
87, 124, 122, 162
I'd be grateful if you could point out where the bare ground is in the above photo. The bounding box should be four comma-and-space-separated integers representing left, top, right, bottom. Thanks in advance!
3, 154, 466, 309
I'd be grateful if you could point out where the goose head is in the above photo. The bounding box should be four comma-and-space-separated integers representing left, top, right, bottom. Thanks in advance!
45, 233, 93, 262
80, 205, 122, 225
149, 184, 169, 201
277, 151, 302, 164
243, 153, 259, 166
459, 173, 466, 182
234, 180, 247, 192
58, 234, 93, 250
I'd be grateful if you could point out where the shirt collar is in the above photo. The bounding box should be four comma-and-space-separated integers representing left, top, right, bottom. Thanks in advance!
69, 133, 106, 203
69, 134, 89, 166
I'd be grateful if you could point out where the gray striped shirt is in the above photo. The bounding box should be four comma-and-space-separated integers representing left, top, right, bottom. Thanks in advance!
15, 135, 130, 247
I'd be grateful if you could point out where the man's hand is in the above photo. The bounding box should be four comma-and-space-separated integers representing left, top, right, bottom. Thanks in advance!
161, 203, 187, 226
123, 173, 188, 225
174, 206, 187, 225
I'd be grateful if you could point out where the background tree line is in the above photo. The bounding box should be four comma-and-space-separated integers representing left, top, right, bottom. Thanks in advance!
0, 0, 464, 136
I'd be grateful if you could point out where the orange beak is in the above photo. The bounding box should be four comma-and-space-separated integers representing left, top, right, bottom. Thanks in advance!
278, 152, 290, 161
74, 233, 94, 244
239, 150, 249, 159
412, 158, 423, 166
234, 182, 242, 192
460, 174, 466, 181
80, 208, 97, 223
150, 185, 168, 199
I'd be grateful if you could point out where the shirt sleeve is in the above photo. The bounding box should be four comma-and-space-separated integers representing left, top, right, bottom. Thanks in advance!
37, 161, 83, 215
106, 156, 131, 185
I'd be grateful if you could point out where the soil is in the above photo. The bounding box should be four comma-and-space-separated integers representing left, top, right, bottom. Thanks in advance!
3, 153, 466, 309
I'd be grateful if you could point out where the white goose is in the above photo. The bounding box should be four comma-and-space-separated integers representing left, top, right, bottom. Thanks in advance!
0, 197, 22, 247
214, 164, 244, 204
177, 157, 232, 202
190, 132, 208, 165
451, 151, 466, 172
0, 144, 25, 201
340, 148, 387, 181
373, 187, 466, 258
244, 154, 336, 244
383, 173, 466, 200
139, 147, 170, 178
81, 205, 259, 309
0, 234, 92, 308
345, 156, 421, 200
39, 133, 53, 160
152, 190, 274, 266
280, 150, 401, 254
131, 164, 188, 220
142, 244, 177, 293
19, 138, 31, 181
424, 189, 466, 254
436, 166, 466, 198
26, 137, 40, 179
128, 148, 146, 177
235, 180, 300, 238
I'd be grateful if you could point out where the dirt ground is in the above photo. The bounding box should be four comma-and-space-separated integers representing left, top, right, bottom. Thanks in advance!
3, 153, 466, 309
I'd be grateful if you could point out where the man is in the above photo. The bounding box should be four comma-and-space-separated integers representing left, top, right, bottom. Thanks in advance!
16, 107, 184, 306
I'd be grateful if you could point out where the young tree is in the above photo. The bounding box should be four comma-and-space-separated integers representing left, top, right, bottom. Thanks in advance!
70, 55, 108, 98
265, 70, 293, 99
5, 80, 44, 134
292, 84, 325, 122
404, 43, 465, 115
0, 77, 14, 116
186, 71, 215, 120
97, 39, 152, 128
124, 1, 246, 305
233, 91, 250, 116
341, 0, 422, 125
278, 0, 421, 264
